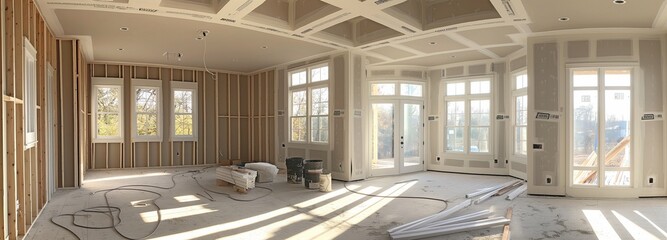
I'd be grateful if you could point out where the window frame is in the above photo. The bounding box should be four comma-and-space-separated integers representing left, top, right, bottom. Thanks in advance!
131, 79, 163, 142
24, 37, 38, 147
511, 70, 528, 157
442, 76, 494, 155
171, 81, 198, 141
91, 77, 125, 143
287, 62, 330, 144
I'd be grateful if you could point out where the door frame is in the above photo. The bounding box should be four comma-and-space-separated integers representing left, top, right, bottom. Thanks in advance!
368, 99, 425, 177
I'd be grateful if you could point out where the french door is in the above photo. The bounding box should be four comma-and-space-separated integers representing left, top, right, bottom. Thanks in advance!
370, 100, 424, 176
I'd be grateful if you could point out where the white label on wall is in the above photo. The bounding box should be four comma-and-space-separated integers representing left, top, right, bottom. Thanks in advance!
496, 114, 510, 121
277, 110, 285, 116
532, 143, 544, 151
354, 109, 362, 118
428, 115, 438, 121
641, 112, 663, 121
333, 109, 345, 117
535, 111, 560, 122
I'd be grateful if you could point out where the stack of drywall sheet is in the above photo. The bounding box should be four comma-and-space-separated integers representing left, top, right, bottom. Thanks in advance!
216, 166, 257, 190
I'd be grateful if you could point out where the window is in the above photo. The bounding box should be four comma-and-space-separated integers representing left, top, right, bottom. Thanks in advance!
92, 78, 124, 142
24, 38, 37, 146
172, 82, 197, 140
570, 68, 632, 187
371, 83, 395, 96
444, 78, 492, 153
289, 63, 329, 143
512, 71, 528, 156
132, 79, 162, 141
400, 83, 423, 97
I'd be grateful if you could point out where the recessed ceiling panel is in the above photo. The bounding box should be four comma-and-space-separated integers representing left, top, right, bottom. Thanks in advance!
401, 34, 467, 53
251, 0, 290, 23
369, 46, 415, 59
384, 50, 489, 67
295, 0, 340, 24
487, 45, 523, 57
458, 26, 519, 46
524, 0, 663, 32
423, 0, 501, 30
160, 0, 228, 14
321, 17, 402, 46
56, 9, 334, 72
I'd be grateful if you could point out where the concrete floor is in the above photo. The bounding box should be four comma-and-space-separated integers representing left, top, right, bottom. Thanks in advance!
24, 167, 667, 240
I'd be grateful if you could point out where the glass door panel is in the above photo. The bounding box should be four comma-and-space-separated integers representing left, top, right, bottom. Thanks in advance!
402, 102, 422, 171
371, 103, 396, 171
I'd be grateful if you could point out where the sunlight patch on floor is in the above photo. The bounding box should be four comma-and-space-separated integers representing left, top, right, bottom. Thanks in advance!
612, 210, 659, 240
84, 172, 170, 183
582, 209, 621, 240
634, 210, 667, 238
140, 204, 217, 223
287, 181, 418, 240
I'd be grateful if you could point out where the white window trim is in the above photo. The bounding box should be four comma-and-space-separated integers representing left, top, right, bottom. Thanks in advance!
92, 77, 125, 143
24, 37, 38, 147
287, 62, 330, 144
511, 70, 528, 157
441, 76, 494, 155
131, 79, 163, 142
171, 81, 198, 141
369, 81, 425, 99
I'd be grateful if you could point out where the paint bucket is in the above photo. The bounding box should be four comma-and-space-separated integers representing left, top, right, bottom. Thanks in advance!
319, 173, 332, 192
304, 160, 323, 189
286, 157, 304, 184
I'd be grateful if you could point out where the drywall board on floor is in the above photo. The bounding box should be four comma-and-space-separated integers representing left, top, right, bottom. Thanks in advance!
567, 40, 589, 59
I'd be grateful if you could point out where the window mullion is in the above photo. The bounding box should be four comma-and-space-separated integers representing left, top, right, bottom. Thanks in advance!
598, 70, 606, 187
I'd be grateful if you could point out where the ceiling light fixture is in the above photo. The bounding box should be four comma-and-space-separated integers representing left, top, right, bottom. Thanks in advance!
558, 17, 570, 22
450, 55, 456, 58
261, 46, 268, 49
613, 0, 626, 4
429, 42, 437, 45
118, 48, 124, 51
119, 27, 129, 31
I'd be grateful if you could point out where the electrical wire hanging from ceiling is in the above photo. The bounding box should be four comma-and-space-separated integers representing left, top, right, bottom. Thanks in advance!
201, 30, 217, 80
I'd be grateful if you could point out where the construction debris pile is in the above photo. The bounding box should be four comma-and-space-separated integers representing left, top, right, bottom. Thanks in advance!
388, 180, 526, 240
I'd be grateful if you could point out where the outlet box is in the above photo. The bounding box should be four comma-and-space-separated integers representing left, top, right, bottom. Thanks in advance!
436, 156, 441, 161
494, 159, 498, 164
505, 160, 509, 164
545, 175, 553, 185
648, 176, 655, 186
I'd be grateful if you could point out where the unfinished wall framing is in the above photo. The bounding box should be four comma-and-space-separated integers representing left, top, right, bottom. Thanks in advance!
2, 0, 59, 239
88, 63, 277, 170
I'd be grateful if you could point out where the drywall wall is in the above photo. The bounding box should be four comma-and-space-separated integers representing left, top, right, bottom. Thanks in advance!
527, 33, 667, 197
429, 61, 508, 175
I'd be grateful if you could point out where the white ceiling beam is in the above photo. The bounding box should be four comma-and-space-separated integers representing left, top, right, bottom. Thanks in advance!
653, 0, 667, 29
445, 32, 501, 59
294, 10, 356, 35
216, 0, 266, 20
128, 0, 161, 8
322, 0, 414, 35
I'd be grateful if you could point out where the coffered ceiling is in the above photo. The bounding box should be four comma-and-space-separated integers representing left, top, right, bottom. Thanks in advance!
36, 0, 667, 72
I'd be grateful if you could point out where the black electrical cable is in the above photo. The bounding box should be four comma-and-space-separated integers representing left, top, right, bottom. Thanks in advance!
50, 167, 273, 240
343, 179, 449, 212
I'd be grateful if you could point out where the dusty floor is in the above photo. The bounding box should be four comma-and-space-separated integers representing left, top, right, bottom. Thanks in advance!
23, 167, 667, 240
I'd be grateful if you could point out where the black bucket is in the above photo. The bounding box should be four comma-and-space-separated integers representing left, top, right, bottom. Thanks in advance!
304, 160, 323, 189
286, 157, 304, 184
